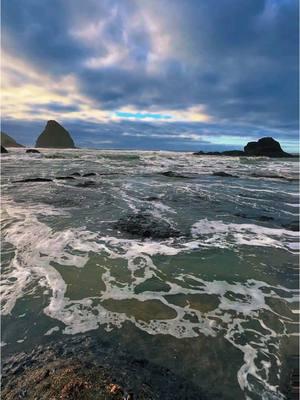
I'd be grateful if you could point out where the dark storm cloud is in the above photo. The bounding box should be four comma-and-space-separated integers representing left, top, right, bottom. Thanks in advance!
2, 0, 299, 147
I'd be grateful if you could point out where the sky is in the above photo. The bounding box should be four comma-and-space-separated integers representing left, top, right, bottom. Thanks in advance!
1, 0, 299, 151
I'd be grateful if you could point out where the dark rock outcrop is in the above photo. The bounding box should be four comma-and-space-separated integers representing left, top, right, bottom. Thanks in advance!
82, 172, 97, 177
115, 212, 180, 239
14, 178, 53, 183
222, 150, 245, 156
193, 150, 245, 156
1, 132, 23, 147
244, 137, 292, 158
35, 120, 75, 148
194, 137, 294, 158
55, 176, 76, 180
26, 149, 40, 154
160, 171, 190, 179
1, 145, 8, 153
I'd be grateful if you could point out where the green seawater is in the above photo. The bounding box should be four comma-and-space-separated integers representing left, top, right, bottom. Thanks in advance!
1, 149, 299, 399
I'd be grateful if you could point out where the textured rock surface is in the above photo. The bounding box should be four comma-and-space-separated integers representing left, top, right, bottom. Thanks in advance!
35, 120, 75, 148
115, 212, 181, 239
1, 132, 23, 147
1, 335, 205, 400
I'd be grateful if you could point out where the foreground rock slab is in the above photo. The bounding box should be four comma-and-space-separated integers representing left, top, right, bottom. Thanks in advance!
1, 335, 205, 400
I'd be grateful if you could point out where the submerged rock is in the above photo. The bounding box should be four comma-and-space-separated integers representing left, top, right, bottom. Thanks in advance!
1, 145, 8, 153
26, 149, 40, 154
82, 172, 97, 177
1, 132, 24, 147
244, 137, 292, 158
213, 171, 238, 178
35, 120, 75, 148
282, 221, 299, 232
115, 212, 180, 239
250, 172, 298, 181
234, 213, 274, 222
159, 171, 190, 179
76, 180, 96, 187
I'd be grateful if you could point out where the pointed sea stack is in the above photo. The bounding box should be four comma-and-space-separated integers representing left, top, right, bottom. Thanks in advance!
1, 132, 23, 147
35, 120, 75, 148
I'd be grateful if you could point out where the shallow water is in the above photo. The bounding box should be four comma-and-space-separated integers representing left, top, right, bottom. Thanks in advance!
1, 149, 299, 399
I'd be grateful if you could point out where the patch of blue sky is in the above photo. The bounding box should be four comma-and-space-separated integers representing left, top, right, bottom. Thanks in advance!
115, 111, 172, 120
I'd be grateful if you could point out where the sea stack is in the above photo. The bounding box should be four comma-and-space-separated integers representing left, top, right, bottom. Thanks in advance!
244, 137, 292, 158
1, 132, 24, 147
35, 120, 75, 148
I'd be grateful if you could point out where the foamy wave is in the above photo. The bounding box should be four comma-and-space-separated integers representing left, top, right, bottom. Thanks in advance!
1, 198, 298, 399
191, 219, 299, 252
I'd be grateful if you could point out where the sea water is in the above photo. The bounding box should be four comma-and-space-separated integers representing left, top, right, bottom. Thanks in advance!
1, 148, 299, 399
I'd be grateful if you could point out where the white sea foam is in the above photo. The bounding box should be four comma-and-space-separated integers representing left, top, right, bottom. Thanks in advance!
1, 190, 298, 399
191, 219, 298, 251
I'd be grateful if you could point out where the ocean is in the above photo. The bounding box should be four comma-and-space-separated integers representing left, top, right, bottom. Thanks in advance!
1, 148, 299, 399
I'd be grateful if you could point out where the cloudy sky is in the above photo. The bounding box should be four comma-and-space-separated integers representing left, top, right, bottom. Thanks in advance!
1, 0, 299, 151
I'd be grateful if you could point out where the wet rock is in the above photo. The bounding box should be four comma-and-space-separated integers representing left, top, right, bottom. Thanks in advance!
159, 171, 190, 178
55, 176, 76, 180
1, 145, 8, 153
1, 334, 205, 400
115, 212, 180, 239
282, 221, 299, 232
213, 171, 238, 178
82, 172, 97, 177
244, 137, 292, 158
26, 149, 40, 154
144, 196, 160, 202
14, 178, 53, 183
